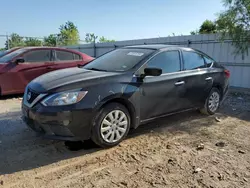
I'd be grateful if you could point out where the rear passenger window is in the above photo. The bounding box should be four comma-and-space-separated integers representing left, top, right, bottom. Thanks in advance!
204, 56, 214, 67
73, 53, 82, 60
56, 50, 74, 61
24, 50, 51, 62
183, 51, 206, 70
146, 51, 181, 74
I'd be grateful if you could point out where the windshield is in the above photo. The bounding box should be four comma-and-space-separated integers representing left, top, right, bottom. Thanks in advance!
84, 48, 154, 72
0, 48, 27, 63
0, 48, 19, 58
0, 50, 5, 57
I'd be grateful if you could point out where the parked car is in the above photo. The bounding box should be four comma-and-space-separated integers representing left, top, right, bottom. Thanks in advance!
0, 47, 21, 58
22, 45, 230, 148
0, 47, 94, 95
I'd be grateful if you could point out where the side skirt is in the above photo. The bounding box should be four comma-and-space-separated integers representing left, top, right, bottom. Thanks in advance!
140, 108, 198, 124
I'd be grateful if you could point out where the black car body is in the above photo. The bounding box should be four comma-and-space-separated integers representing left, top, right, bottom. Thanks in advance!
22, 45, 230, 147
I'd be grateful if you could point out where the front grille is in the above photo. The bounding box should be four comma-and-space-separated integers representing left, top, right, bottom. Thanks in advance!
27, 89, 39, 104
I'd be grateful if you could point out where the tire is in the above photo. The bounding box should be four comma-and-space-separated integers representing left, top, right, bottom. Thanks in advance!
200, 88, 221, 115
91, 102, 131, 148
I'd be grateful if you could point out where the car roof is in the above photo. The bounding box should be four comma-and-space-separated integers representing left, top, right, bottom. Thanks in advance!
20, 46, 72, 50
16, 46, 86, 54
122, 44, 191, 50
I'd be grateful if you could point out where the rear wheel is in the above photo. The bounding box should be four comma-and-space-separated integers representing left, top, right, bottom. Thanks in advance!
91, 103, 131, 148
200, 88, 221, 115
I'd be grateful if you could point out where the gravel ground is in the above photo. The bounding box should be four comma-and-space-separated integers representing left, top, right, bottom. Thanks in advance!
0, 92, 250, 188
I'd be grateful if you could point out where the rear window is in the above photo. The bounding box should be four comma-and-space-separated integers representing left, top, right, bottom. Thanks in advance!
55, 50, 74, 61
84, 48, 154, 72
73, 53, 82, 60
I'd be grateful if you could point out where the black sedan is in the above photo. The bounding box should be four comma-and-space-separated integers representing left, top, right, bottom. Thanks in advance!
22, 45, 230, 148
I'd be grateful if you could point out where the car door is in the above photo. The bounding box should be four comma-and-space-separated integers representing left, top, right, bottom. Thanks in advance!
5, 49, 53, 93
180, 50, 213, 107
138, 50, 190, 121
50, 50, 83, 71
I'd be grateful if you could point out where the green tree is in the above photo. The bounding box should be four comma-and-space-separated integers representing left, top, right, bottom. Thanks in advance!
190, 20, 217, 35
99, 36, 115, 43
85, 33, 98, 43
59, 21, 80, 46
5, 33, 25, 49
44, 34, 58, 46
216, 0, 250, 55
199, 20, 217, 34
190, 30, 199, 35
24, 38, 42, 46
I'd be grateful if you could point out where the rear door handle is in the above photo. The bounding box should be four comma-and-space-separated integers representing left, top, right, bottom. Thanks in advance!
205, 77, 213, 81
47, 66, 53, 70
175, 81, 185, 86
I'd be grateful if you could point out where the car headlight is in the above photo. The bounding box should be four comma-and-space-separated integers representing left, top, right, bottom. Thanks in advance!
41, 91, 88, 106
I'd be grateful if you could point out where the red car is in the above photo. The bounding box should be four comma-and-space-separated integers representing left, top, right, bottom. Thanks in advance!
0, 47, 94, 95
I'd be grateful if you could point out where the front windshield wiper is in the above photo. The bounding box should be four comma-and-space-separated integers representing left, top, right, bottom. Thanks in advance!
86, 68, 107, 72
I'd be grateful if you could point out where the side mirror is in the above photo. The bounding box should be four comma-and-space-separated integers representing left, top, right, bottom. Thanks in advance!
144, 67, 162, 77
14, 57, 25, 64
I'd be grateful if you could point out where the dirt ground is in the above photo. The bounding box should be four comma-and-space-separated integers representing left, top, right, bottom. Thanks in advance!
0, 92, 250, 188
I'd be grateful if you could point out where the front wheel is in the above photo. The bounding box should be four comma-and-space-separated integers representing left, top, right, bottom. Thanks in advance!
91, 103, 131, 148
200, 88, 221, 115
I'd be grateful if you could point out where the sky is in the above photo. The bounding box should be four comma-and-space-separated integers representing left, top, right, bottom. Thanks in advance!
0, 0, 225, 48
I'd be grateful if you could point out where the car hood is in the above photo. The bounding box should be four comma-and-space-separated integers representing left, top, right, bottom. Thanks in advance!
28, 67, 122, 93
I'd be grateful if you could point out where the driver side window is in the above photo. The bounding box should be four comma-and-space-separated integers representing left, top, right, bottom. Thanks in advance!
146, 51, 181, 74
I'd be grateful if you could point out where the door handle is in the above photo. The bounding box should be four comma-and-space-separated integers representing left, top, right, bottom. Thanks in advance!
175, 81, 185, 86
46, 66, 53, 70
205, 77, 213, 81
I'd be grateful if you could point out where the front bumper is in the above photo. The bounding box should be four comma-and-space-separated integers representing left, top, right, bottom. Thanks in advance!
22, 102, 94, 141
22, 116, 79, 141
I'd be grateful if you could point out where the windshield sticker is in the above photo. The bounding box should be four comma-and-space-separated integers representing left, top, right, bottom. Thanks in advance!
127, 52, 144, 56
